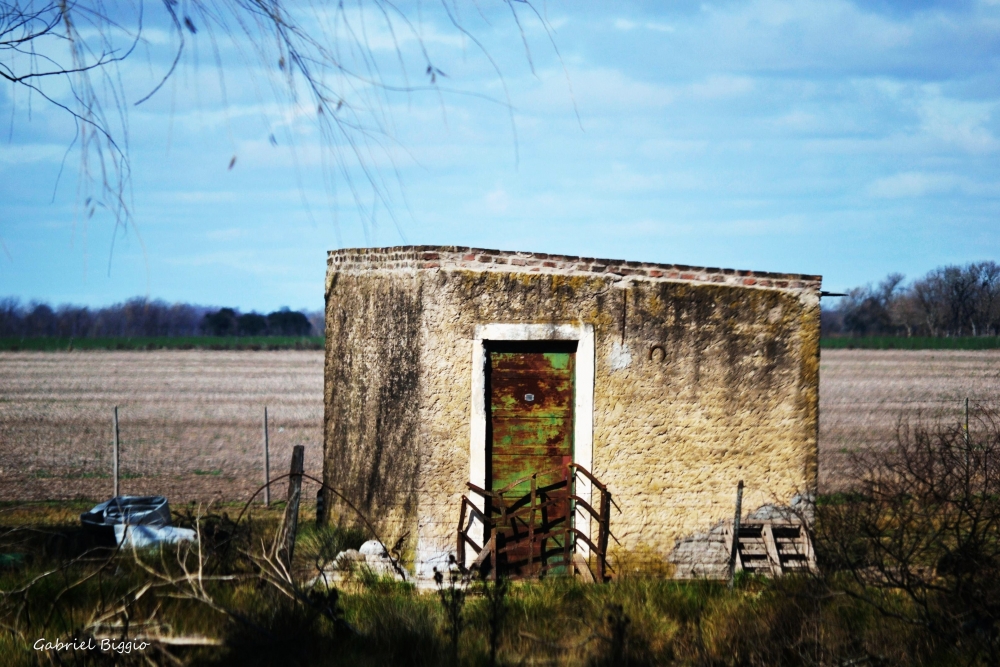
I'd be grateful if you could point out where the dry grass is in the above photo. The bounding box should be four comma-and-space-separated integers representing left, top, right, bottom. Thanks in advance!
2, 349, 998, 501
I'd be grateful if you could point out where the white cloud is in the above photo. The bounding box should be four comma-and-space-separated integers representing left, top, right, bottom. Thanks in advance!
577, 215, 807, 239
917, 90, 1000, 154
645, 22, 675, 33
0, 144, 69, 166
769, 110, 819, 131
485, 186, 510, 213
868, 172, 963, 198
170, 192, 242, 205
203, 228, 249, 241
613, 18, 674, 33
686, 75, 754, 100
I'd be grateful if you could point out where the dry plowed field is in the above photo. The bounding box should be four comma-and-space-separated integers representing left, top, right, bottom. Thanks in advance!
819, 349, 1000, 489
0, 351, 323, 503
1, 349, 999, 502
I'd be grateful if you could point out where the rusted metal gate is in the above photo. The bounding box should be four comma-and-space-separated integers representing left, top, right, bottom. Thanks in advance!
456, 463, 613, 582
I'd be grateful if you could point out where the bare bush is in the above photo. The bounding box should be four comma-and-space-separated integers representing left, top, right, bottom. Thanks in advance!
817, 404, 1000, 664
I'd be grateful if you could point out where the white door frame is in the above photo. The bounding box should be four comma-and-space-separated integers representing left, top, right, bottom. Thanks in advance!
468, 322, 595, 559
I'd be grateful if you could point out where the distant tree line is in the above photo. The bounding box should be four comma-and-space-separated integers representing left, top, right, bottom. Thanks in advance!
823, 261, 1000, 337
0, 298, 324, 338
200, 308, 316, 337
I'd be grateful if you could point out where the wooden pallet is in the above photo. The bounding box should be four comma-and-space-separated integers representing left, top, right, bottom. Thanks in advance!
724, 520, 817, 576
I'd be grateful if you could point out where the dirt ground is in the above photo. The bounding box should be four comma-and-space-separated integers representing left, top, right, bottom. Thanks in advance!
0, 350, 324, 504
1, 349, 998, 503
818, 349, 1000, 489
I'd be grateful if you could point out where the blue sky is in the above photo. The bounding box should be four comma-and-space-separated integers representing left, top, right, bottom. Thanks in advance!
2, 0, 999, 311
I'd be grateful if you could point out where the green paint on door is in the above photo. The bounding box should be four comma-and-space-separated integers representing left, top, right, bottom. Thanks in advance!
488, 341, 576, 575
489, 344, 575, 493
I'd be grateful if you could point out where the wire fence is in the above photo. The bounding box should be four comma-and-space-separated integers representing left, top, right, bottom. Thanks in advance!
3, 400, 994, 501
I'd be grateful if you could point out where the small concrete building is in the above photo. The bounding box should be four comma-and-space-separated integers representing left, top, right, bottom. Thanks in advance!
323, 246, 821, 579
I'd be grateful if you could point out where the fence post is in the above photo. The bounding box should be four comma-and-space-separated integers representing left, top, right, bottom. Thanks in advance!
112, 406, 120, 498
279, 445, 305, 572
263, 407, 270, 507
728, 480, 744, 588
965, 397, 970, 447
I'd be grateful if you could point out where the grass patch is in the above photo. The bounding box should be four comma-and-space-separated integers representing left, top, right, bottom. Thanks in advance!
0, 501, 95, 527
194, 469, 223, 476
65, 471, 111, 480
0, 336, 324, 352
821, 335, 1000, 350
0, 504, 982, 666
816, 492, 867, 506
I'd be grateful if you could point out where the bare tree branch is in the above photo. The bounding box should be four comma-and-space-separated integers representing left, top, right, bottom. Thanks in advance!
1, 0, 555, 257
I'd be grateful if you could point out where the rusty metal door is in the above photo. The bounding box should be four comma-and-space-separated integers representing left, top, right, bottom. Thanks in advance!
487, 341, 575, 575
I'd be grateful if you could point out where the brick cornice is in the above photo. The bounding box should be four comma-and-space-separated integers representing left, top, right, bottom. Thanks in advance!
327, 246, 822, 293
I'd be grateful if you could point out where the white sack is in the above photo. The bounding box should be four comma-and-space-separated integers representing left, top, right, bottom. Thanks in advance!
115, 524, 197, 548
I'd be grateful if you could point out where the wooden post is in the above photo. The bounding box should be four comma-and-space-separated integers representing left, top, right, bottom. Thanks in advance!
527, 477, 536, 574
262, 407, 271, 507
761, 522, 782, 576
315, 486, 326, 528
490, 505, 498, 581
728, 480, 744, 588
457, 499, 468, 568
279, 445, 305, 571
597, 488, 611, 583
112, 406, 120, 498
562, 473, 572, 574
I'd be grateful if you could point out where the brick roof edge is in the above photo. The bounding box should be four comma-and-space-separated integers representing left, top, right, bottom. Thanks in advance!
326, 246, 822, 290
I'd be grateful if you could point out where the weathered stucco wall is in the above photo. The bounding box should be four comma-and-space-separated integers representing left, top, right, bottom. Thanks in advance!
324, 246, 820, 578
323, 270, 423, 533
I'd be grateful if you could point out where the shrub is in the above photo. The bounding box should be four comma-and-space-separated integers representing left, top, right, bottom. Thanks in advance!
816, 405, 1000, 664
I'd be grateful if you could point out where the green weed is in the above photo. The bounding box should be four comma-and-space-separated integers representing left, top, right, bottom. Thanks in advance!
821, 335, 1000, 350
0, 336, 324, 352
